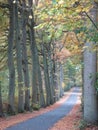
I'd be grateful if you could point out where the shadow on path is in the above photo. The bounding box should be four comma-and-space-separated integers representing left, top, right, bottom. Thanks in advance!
6, 87, 80, 130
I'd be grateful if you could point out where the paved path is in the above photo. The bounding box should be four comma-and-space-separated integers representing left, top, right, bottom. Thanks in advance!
6, 87, 80, 130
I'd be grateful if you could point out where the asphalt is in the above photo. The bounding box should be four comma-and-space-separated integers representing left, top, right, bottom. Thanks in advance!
6, 87, 80, 130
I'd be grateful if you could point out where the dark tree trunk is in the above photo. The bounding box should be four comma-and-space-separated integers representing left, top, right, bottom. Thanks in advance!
28, 0, 39, 106
37, 53, 45, 107
15, 0, 24, 112
7, 0, 15, 114
42, 44, 51, 106
48, 49, 55, 104
30, 34, 39, 106
21, 0, 30, 111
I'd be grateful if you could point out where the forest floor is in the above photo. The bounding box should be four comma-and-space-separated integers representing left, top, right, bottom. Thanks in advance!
0, 88, 98, 130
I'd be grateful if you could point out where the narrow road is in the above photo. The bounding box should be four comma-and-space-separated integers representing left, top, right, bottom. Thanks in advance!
6, 87, 80, 130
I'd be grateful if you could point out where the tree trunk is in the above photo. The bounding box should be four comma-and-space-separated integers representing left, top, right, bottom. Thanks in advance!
83, 42, 98, 122
53, 61, 59, 101
30, 41, 39, 106
48, 49, 55, 104
83, 2, 98, 123
59, 63, 64, 97
37, 53, 45, 107
7, 0, 15, 113
21, 1, 30, 111
15, 1, 24, 112
28, 0, 39, 106
42, 45, 51, 106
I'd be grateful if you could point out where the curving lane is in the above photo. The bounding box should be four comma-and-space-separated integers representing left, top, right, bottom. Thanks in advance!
6, 87, 80, 130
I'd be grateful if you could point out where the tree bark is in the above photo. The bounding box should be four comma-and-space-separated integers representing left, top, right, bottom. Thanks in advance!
28, 0, 39, 106
48, 49, 55, 104
30, 37, 39, 105
42, 44, 51, 106
20, 0, 30, 111
7, 0, 15, 113
83, 42, 98, 122
53, 61, 59, 101
15, 0, 24, 112
83, 2, 98, 123
59, 63, 64, 97
37, 53, 45, 107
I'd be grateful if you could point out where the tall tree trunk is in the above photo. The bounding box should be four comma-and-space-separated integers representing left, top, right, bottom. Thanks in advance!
30, 37, 39, 105
53, 61, 59, 101
59, 63, 64, 97
83, 2, 98, 122
83, 42, 98, 122
42, 44, 51, 106
37, 53, 45, 107
48, 49, 55, 104
81, 55, 84, 111
15, 0, 24, 112
7, 0, 15, 113
28, 0, 39, 106
21, 0, 30, 111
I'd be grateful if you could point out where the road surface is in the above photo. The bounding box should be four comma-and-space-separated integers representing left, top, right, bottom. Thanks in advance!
6, 87, 80, 130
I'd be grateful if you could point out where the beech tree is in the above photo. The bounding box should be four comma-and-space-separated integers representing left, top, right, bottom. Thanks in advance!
21, 0, 30, 111
28, 0, 45, 108
7, 0, 15, 113
83, 2, 98, 123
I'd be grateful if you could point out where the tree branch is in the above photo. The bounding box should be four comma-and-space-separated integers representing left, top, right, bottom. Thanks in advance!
84, 11, 98, 31
0, 2, 10, 9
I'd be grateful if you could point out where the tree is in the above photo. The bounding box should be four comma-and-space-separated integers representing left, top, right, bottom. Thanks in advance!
59, 63, 64, 97
15, 0, 24, 112
42, 43, 52, 105
28, 0, 44, 108
7, 0, 15, 113
83, 2, 98, 123
21, 0, 30, 111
